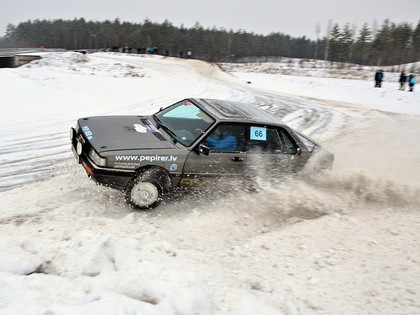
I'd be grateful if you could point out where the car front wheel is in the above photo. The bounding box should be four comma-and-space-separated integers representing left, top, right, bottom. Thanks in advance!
124, 168, 170, 209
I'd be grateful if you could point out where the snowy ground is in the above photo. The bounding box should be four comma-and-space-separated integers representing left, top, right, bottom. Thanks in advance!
0, 52, 419, 315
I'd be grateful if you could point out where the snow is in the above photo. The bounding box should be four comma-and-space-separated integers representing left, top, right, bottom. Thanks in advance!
0, 52, 419, 315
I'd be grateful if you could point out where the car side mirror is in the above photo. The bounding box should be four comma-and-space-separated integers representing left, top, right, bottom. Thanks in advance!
197, 144, 210, 156
296, 147, 302, 156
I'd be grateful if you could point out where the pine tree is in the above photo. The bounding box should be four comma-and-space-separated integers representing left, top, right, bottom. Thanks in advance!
354, 23, 372, 64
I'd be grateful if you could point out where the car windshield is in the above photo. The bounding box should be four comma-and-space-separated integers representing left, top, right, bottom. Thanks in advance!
153, 99, 215, 146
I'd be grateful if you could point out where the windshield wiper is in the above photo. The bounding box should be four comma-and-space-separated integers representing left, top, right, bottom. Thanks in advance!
153, 115, 178, 143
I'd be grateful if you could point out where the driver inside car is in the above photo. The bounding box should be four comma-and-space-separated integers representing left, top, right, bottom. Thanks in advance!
204, 125, 237, 152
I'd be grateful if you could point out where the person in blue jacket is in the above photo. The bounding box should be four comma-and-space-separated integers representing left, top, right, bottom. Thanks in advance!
408, 74, 416, 92
374, 70, 384, 88
205, 125, 237, 152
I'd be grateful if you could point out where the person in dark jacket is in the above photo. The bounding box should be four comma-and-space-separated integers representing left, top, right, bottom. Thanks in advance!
399, 71, 407, 90
374, 70, 384, 88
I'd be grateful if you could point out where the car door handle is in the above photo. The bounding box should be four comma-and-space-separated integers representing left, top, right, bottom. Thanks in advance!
231, 156, 245, 162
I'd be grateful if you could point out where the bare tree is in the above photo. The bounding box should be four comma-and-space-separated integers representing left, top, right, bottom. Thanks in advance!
314, 22, 321, 59
324, 19, 333, 61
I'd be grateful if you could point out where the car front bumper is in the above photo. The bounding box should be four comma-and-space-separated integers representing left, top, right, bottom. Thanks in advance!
71, 143, 135, 190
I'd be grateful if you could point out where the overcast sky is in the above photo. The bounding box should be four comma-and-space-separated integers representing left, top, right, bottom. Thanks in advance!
1, 0, 419, 39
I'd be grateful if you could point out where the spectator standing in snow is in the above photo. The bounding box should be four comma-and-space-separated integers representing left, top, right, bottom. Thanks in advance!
408, 74, 416, 92
399, 71, 407, 90
374, 70, 384, 88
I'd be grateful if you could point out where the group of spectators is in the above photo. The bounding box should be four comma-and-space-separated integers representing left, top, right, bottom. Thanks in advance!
110, 46, 192, 59
398, 71, 417, 92
374, 70, 416, 92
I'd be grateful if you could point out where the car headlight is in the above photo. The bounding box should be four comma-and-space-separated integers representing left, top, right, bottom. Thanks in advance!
76, 141, 83, 155
89, 148, 107, 167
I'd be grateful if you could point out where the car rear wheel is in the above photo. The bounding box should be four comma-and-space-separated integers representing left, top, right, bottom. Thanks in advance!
125, 167, 171, 209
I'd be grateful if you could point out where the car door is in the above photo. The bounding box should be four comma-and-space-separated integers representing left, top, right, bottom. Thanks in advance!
245, 125, 306, 177
182, 124, 247, 184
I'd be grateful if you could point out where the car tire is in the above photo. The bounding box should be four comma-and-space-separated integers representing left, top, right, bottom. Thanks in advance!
125, 167, 171, 210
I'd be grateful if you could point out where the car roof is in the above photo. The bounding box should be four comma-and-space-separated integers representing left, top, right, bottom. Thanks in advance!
191, 98, 286, 126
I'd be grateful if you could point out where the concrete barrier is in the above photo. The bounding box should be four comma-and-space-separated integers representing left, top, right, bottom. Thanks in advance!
14, 55, 41, 67
0, 54, 41, 68
0, 56, 15, 68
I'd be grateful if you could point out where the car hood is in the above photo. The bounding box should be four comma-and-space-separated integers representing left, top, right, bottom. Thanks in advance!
78, 115, 176, 153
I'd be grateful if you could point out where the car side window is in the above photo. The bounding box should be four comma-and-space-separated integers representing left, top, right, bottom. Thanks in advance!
246, 126, 282, 153
279, 128, 298, 154
203, 124, 245, 152
295, 132, 317, 152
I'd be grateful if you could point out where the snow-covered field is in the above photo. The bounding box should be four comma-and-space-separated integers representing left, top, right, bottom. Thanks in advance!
0, 52, 419, 315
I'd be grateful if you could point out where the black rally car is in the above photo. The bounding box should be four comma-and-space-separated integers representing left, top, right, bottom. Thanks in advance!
70, 98, 333, 209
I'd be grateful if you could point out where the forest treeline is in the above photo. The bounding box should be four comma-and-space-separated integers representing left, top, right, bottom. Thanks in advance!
1, 18, 419, 66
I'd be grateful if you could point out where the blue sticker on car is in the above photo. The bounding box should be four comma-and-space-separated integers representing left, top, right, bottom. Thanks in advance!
170, 164, 178, 171
250, 126, 267, 141
82, 126, 93, 140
